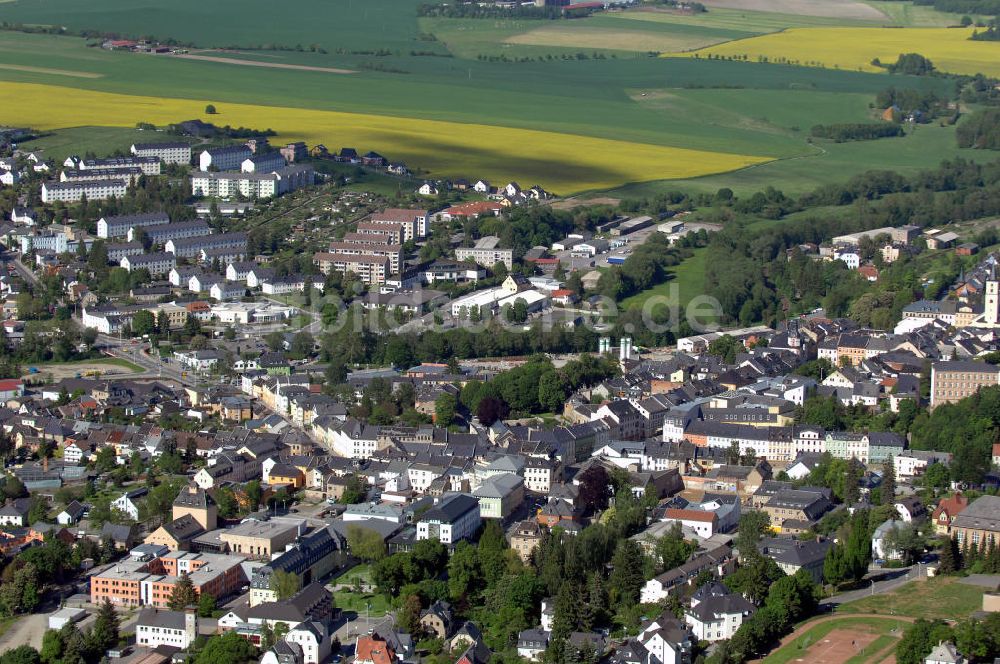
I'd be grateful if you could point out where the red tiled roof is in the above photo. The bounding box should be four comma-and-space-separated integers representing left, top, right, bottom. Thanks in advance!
355, 636, 395, 664
665, 508, 717, 523
443, 201, 502, 217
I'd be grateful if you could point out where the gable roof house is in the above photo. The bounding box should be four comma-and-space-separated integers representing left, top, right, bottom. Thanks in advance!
684, 589, 755, 643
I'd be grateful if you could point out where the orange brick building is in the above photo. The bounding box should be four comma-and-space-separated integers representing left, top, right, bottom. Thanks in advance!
90, 551, 246, 608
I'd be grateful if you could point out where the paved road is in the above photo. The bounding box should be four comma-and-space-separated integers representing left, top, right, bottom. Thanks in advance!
820, 564, 925, 609
11, 256, 40, 287
97, 334, 197, 386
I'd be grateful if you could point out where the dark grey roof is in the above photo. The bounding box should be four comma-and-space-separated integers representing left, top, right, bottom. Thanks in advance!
137, 607, 187, 630
421, 493, 479, 523
686, 593, 756, 622
759, 536, 832, 566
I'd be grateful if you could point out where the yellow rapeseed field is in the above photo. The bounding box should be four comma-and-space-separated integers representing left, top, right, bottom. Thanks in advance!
672, 27, 1000, 77
0, 81, 769, 193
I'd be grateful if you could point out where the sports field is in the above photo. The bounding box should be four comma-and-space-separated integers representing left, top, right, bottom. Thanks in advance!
0, 81, 770, 193
761, 616, 910, 664
677, 27, 1000, 76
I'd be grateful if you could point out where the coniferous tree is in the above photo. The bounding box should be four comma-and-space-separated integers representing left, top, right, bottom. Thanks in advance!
881, 457, 897, 506
167, 572, 197, 610
90, 597, 120, 653
939, 536, 959, 574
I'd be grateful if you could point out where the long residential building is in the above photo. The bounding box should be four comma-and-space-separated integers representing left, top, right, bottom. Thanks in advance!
242, 152, 286, 173
455, 236, 513, 269
98, 211, 171, 239
79, 156, 161, 176
131, 220, 213, 244
369, 208, 429, 240
42, 179, 127, 203
61, 167, 141, 185
121, 252, 177, 275
327, 240, 402, 274
166, 232, 247, 259
930, 360, 1000, 408
313, 252, 389, 285
190, 165, 313, 199
663, 418, 905, 464
90, 551, 247, 608
199, 146, 252, 172
131, 142, 192, 165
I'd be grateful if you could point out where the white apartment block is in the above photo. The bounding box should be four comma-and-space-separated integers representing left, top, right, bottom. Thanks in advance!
42, 179, 127, 203
80, 156, 161, 176
61, 167, 141, 185
369, 208, 430, 240
326, 240, 402, 274
242, 152, 286, 173
98, 212, 170, 239
131, 142, 192, 165
190, 165, 313, 200
199, 145, 252, 172
166, 231, 246, 259
313, 252, 389, 286
416, 493, 481, 544
121, 252, 177, 275
455, 236, 514, 269
135, 609, 197, 650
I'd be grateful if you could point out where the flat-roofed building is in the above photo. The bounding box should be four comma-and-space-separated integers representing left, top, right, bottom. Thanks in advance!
90, 551, 246, 607
455, 236, 513, 269
219, 519, 300, 560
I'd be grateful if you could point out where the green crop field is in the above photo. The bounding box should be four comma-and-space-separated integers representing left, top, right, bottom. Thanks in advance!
0, 0, 991, 194
0, 0, 437, 55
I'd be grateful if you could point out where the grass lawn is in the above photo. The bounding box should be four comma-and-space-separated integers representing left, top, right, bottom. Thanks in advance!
836, 576, 984, 620
25, 357, 144, 380
335, 563, 373, 586
332, 589, 390, 617
762, 616, 910, 664
620, 247, 717, 325
21, 126, 195, 159
0, 616, 17, 639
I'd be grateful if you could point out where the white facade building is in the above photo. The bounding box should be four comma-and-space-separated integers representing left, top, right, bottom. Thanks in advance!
42, 179, 127, 203
131, 142, 192, 165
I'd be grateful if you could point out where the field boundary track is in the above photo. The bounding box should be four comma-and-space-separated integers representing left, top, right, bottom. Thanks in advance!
0, 63, 101, 78
172, 53, 356, 74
